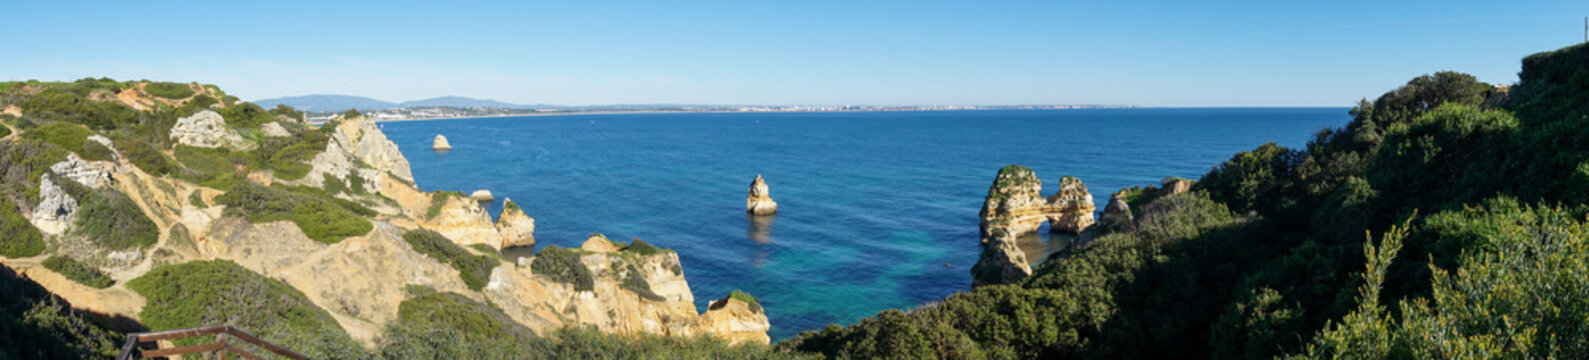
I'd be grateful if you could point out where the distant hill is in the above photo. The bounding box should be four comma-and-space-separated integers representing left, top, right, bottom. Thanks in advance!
252, 95, 398, 112
253, 94, 540, 112
398, 96, 522, 108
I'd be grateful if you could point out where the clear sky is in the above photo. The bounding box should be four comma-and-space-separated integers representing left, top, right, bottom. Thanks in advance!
3, 1, 1586, 106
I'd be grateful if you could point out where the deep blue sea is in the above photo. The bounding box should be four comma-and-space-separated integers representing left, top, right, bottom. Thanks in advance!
379, 108, 1350, 340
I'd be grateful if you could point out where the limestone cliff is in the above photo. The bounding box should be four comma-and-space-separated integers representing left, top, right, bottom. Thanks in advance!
496, 199, 536, 249
972, 165, 1097, 286
420, 193, 505, 250
746, 175, 778, 215
1099, 190, 1135, 231
0, 86, 774, 348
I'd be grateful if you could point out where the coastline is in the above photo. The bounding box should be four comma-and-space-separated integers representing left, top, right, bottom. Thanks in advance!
361, 106, 1141, 123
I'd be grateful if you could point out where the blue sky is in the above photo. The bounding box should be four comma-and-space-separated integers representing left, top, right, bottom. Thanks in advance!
3, 1, 1585, 106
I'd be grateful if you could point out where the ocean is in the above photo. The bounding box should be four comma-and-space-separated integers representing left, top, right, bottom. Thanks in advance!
379, 108, 1350, 340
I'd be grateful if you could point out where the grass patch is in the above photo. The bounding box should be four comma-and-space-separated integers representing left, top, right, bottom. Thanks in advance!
0, 139, 69, 204
0, 201, 45, 258
425, 190, 468, 219
20, 123, 94, 155
394, 292, 533, 341
468, 244, 507, 261
79, 140, 114, 161
41, 256, 112, 289
65, 180, 159, 251
188, 190, 207, 207
113, 138, 174, 176
143, 82, 195, 99
217, 102, 276, 129
618, 263, 666, 302
127, 260, 363, 358
214, 182, 372, 244
623, 238, 668, 256
402, 229, 499, 291
530, 245, 595, 292
728, 290, 763, 314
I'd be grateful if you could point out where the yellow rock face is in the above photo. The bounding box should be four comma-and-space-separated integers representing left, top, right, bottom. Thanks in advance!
746, 175, 778, 214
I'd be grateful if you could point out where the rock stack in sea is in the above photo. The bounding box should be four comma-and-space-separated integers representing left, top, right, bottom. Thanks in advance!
471, 189, 494, 201
746, 175, 778, 215
432, 134, 452, 151
971, 165, 1098, 287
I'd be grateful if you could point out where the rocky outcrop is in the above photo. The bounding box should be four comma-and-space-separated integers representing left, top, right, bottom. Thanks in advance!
1099, 191, 1134, 231
260, 122, 291, 137
169, 110, 246, 149
1161, 176, 1194, 195
972, 165, 1097, 286
51, 153, 112, 188
328, 115, 413, 182
470, 189, 494, 201
30, 176, 77, 235
580, 234, 624, 253
1046, 176, 1096, 233
432, 134, 452, 151
496, 199, 535, 249
420, 193, 506, 250
746, 175, 778, 215
697, 293, 772, 345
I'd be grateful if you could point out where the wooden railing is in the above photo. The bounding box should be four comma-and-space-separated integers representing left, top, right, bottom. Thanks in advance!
115, 324, 308, 360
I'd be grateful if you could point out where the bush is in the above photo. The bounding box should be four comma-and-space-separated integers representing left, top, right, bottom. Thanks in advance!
114, 138, 174, 176
20, 123, 93, 155
0, 139, 69, 204
401, 229, 499, 291
217, 102, 276, 129
0, 201, 44, 258
728, 290, 762, 314
143, 82, 195, 99
19, 88, 145, 130
269, 104, 304, 122
214, 182, 372, 244
395, 292, 533, 341
78, 140, 114, 162
530, 246, 595, 292
69, 183, 159, 251
127, 260, 363, 357
41, 256, 112, 289
425, 190, 468, 219
622, 238, 667, 256
0, 264, 124, 359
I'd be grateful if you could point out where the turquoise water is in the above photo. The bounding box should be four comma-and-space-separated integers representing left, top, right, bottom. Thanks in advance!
379, 108, 1350, 340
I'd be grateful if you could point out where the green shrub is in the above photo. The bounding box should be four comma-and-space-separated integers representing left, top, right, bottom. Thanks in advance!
269, 104, 304, 122
18, 87, 146, 130
342, 109, 362, 119
217, 102, 275, 129
143, 82, 195, 99
265, 142, 318, 180
20, 123, 93, 155
188, 190, 207, 207
214, 182, 372, 244
0, 139, 69, 204
114, 138, 174, 175
425, 190, 467, 219
395, 292, 532, 341
41, 256, 112, 289
468, 244, 507, 261
127, 260, 363, 357
0, 125, 9, 138
69, 184, 159, 251
401, 229, 499, 291
728, 290, 762, 314
622, 238, 667, 255
530, 246, 594, 292
0, 201, 45, 258
78, 140, 114, 162
617, 263, 666, 302
0, 263, 125, 358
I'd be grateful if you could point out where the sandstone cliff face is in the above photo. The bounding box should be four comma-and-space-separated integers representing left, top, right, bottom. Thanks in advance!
1162, 176, 1194, 195
973, 165, 1097, 286
1, 96, 775, 348
496, 199, 535, 249
169, 110, 247, 149
420, 193, 505, 250
697, 295, 772, 345
432, 134, 452, 151
746, 175, 778, 215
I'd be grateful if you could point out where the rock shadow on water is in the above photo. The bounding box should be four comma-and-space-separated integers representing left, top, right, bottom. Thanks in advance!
746, 214, 775, 266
